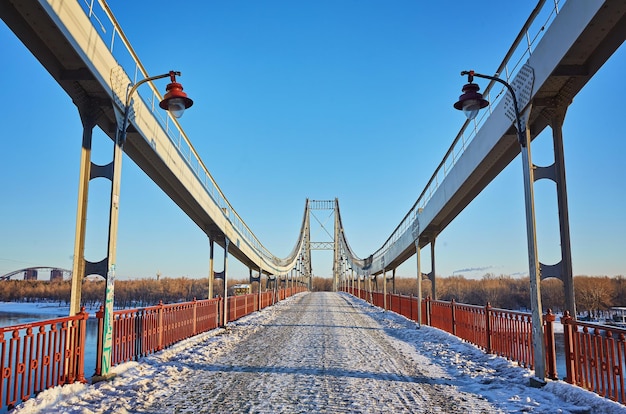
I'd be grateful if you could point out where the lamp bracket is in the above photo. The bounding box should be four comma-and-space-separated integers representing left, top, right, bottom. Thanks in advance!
110, 66, 136, 130
504, 64, 534, 131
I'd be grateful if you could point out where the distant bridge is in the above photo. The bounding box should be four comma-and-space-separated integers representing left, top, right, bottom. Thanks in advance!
0, 266, 72, 281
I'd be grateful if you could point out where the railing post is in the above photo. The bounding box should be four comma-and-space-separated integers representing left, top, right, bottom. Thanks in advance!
426, 296, 431, 326
544, 309, 558, 380
485, 303, 492, 354
76, 308, 88, 383
217, 297, 222, 328
561, 310, 576, 384
192, 298, 197, 336
95, 306, 104, 376
157, 301, 164, 351
232, 296, 236, 321
451, 299, 457, 336
134, 309, 142, 360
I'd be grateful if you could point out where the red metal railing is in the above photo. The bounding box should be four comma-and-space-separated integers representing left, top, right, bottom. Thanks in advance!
1, 287, 306, 409
0, 309, 89, 411
562, 312, 626, 403
95, 298, 221, 375
489, 306, 534, 369
387, 293, 423, 324
259, 291, 275, 309
342, 288, 558, 380
228, 294, 257, 322
96, 287, 307, 375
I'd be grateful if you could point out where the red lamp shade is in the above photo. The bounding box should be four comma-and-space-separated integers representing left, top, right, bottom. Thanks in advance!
453, 83, 489, 120
159, 82, 193, 118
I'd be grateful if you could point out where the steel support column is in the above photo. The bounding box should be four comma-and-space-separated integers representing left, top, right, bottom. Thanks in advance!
69, 104, 99, 317
520, 127, 546, 383
258, 264, 263, 308
383, 269, 387, 310
333, 203, 340, 292
222, 238, 230, 327
550, 110, 576, 316
429, 238, 437, 300
70, 97, 128, 380
208, 236, 215, 299
415, 240, 423, 328
349, 268, 353, 293
98, 114, 126, 379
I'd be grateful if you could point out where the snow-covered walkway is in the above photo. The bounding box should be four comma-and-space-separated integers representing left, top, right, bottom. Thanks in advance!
13, 292, 626, 413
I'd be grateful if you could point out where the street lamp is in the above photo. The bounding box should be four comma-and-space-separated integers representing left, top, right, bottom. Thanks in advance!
121, 71, 193, 143
97, 70, 193, 380
454, 70, 546, 386
158, 72, 194, 117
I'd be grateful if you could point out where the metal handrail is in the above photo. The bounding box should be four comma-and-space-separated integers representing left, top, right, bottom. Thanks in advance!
362, 0, 562, 270
78, 0, 299, 268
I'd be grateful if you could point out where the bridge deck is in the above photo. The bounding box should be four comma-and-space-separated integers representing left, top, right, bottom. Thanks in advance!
13, 292, 620, 413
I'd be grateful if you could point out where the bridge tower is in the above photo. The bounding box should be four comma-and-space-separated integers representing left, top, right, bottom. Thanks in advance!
307, 199, 338, 290
302, 208, 313, 290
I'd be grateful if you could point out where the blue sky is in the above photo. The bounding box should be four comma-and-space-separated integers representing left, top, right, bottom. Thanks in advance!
0, 1, 624, 281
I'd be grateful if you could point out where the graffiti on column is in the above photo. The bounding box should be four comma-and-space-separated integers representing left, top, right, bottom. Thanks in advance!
101, 264, 116, 374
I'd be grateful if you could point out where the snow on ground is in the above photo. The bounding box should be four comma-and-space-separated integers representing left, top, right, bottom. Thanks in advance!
7, 292, 626, 414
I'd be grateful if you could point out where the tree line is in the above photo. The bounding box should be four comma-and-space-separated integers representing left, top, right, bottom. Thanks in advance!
0, 278, 212, 308
376, 273, 626, 314
0, 277, 308, 309
1, 274, 624, 314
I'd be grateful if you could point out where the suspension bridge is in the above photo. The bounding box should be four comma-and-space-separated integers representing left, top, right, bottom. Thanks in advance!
1, 0, 625, 411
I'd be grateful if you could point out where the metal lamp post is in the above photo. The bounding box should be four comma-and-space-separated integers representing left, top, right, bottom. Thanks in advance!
453, 70, 546, 385
93, 71, 193, 379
